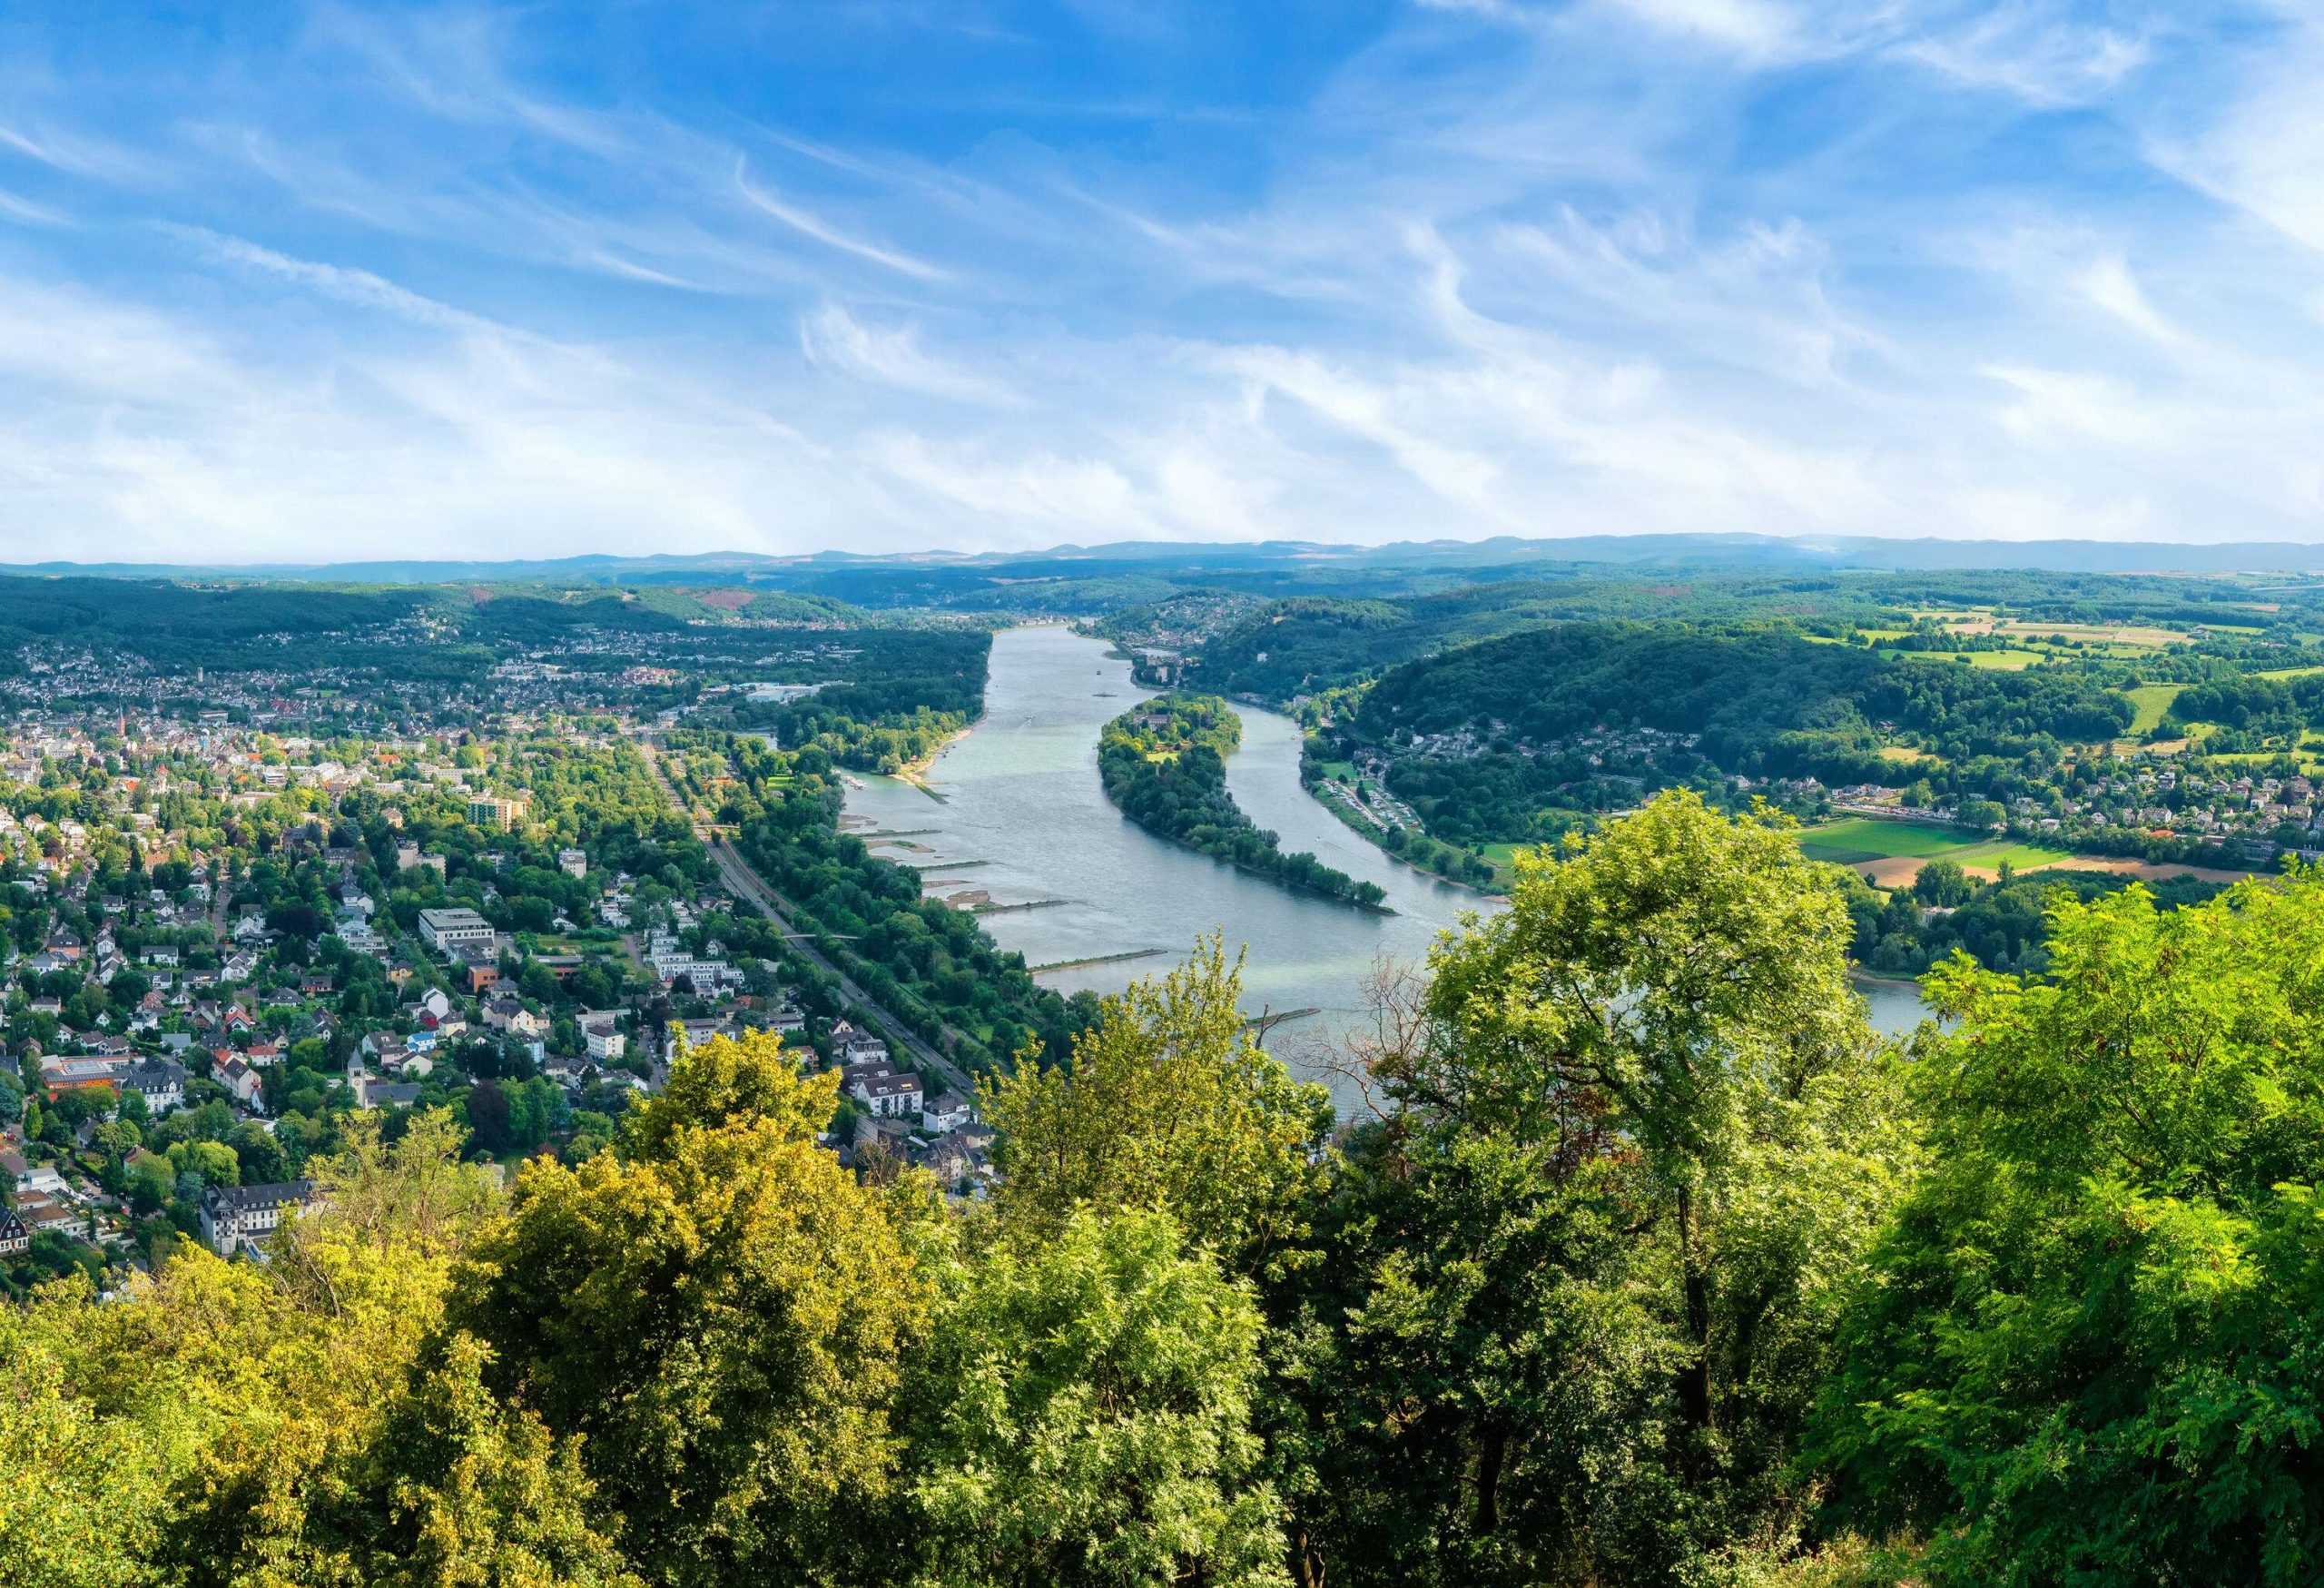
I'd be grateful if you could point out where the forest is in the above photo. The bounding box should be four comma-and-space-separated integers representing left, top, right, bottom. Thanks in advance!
1098, 695, 1388, 910
1321, 623, 2138, 848
1176, 567, 2322, 702
727, 629, 993, 774
16, 793, 2324, 1587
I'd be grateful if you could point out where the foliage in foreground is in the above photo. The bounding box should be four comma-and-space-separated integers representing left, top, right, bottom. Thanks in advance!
15, 793, 2324, 1586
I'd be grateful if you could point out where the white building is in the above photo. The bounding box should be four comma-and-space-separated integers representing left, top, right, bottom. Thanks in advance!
417, 907, 496, 954
201, 1179, 320, 1257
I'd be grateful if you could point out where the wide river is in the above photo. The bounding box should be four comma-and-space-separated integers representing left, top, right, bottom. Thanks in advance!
841, 626, 1929, 1100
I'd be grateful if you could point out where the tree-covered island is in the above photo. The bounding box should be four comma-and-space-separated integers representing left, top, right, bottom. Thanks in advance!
1098, 695, 1389, 912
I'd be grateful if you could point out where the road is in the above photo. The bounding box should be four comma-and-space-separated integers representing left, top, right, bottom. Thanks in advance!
635, 735, 977, 1100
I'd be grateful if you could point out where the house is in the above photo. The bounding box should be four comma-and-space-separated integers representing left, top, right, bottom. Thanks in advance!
484, 995, 547, 1038
13, 1195, 77, 1238
201, 1179, 320, 1257
380, 1048, 434, 1080
466, 794, 528, 832
831, 1022, 890, 1065
672, 1016, 736, 1052
0, 1207, 26, 1257
921, 1091, 976, 1134
913, 1130, 995, 1189
557, 847, 588, 878
121, 1059, 187, 1112
416, 907, 495, 954
4, 1150, 65, 1197
40, 1053, 128, 1095
583, 1020, 626, 1062
851, 1067, 923, 1119
219, 1056, 264, 1110
357, 1077, 422, 1111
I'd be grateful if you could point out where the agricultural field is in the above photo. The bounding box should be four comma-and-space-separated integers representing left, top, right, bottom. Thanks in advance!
1798, 817, 2074, 885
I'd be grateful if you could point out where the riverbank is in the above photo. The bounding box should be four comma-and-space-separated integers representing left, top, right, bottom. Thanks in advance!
892, 726, 970, 795
1304, 755, 1510, 896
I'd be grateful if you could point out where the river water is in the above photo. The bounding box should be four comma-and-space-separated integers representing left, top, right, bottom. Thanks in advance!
841, 626, 1930, 1100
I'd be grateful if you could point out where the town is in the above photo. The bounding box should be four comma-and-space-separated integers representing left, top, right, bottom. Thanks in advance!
1, 694, 994, 1293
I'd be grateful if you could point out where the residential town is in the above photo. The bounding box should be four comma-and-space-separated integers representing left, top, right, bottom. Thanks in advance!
2, 696, 990, 1295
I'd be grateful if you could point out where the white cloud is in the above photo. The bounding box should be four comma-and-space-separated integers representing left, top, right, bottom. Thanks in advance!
1896, 6, 2151, 107
734, 158, 950, 281
1, 0, 2323, 563
800, 304, 1019, 405
0, 188, 65, 226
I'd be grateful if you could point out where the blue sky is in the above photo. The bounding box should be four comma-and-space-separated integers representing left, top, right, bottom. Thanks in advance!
2, 1, 2321, 562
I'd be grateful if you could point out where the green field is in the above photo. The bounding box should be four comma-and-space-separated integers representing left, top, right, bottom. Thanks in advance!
1798, 819, 1976, 862
2124, 683, 2183, 734
1891, 648, 2045, 671
1798, 818, 2073, 876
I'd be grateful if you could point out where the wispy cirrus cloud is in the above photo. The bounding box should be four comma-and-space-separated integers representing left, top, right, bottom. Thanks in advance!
0, 0, 2319, 561
801, 303, 1019, 405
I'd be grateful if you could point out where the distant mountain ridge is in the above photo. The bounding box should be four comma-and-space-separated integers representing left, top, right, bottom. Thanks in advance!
11, 533, 2324, 585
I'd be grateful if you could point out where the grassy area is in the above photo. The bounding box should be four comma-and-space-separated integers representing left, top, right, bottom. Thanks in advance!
1799, 819, 1979, 863
1878, 745, 1933, 764
2259, 665, 2324, 681
1799, 818, 2073, 880
2125, 684, 2183, 734
1890, 648, 2046, 671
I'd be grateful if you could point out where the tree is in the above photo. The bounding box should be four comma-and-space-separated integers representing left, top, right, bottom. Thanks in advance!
1955, 799, 2005, 832
228, 1120, 285, 1186
1911, 859, 1973, 907
1817, 872, 2324, 1583
317, 1332, 643, 1588
904, 1210, 1287, 1588
450, 1031, 926, 1587
1305, 791, 1905, 1586
464, 1080, 513, 1155
0, 1287, 176, 1588
981, 935, 1333, 1282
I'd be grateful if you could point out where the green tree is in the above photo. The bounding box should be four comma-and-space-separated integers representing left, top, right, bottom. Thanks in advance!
1910, 858, 1973, 907
1817, 872, 2324, 1583
1303, 791, 1905, 1586
450, 1031, 925, 1587
904, 1210, 1287, 1588
982, 936, 1332, 1282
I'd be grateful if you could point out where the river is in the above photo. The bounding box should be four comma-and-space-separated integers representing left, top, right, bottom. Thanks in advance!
840, 626, 1931, 1100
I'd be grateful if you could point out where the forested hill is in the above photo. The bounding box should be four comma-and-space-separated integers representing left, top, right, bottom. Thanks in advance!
1098, 695, 1388, 910
1174, 568, 2321, 704
1355, 623, 2134, 778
